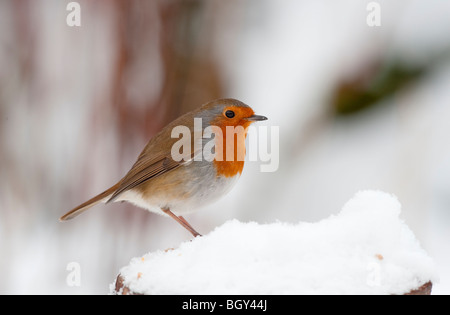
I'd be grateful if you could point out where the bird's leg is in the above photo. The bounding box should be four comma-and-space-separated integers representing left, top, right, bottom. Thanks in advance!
162, 208, 202, 238
178, 216, 200, 235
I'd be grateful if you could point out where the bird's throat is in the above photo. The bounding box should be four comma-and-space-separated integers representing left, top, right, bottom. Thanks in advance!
212, 124, 248, 178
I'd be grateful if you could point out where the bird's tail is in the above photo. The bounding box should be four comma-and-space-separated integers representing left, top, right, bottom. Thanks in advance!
60, 183, 120, 221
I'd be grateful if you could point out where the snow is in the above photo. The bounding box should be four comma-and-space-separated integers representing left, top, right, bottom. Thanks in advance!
112, 190, 437, 295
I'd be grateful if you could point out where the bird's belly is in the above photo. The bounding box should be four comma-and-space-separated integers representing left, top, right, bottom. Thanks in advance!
123, 161, 241, 216
170, 172, 240, 215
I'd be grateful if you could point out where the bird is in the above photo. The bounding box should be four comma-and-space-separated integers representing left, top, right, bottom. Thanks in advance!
60, 98, 267, 237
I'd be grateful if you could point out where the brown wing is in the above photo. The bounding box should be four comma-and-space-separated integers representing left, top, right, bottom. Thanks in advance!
107, 153, 192, 203
60, 155, 184, 221
107, 108, 200, 203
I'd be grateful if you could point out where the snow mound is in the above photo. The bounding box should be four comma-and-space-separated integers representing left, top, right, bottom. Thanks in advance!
111, 190, 437, 294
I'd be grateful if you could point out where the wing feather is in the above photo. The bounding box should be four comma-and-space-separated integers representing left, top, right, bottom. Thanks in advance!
107, 152, 193, 203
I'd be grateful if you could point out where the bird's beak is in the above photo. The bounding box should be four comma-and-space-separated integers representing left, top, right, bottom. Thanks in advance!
247, 114, 268, 122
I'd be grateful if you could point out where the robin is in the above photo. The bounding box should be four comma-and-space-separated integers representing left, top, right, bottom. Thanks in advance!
60, 98, 267, 237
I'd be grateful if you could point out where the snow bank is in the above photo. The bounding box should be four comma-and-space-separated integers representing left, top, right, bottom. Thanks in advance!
111, 190, 437, 295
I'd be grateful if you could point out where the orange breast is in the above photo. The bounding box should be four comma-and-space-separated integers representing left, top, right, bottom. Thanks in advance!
214, 159, 245, 178
212, 121, 251, 178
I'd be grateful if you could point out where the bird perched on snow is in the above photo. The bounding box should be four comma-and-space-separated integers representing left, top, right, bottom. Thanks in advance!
60, 98, 267, 237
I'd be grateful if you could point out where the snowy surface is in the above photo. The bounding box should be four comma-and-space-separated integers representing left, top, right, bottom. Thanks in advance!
112, 190, 437, 295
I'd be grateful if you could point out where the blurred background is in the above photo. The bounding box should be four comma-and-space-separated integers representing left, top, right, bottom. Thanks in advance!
1, 0, 450, 294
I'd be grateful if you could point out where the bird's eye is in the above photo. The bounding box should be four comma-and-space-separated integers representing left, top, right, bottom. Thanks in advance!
225, 110, 235, 118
